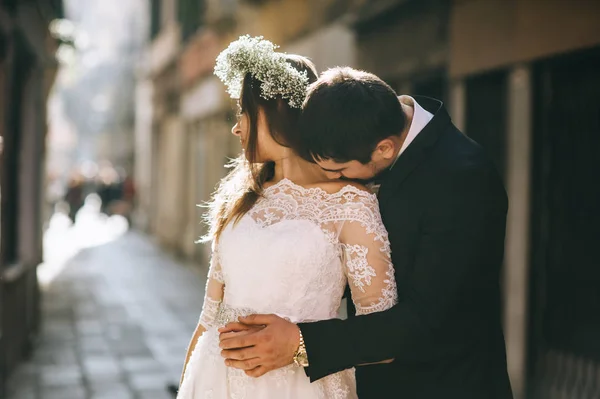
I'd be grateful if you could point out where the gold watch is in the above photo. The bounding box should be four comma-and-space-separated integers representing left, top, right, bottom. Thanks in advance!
293, 328, 309, 367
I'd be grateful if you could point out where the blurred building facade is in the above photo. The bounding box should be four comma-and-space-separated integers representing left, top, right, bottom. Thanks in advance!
135, 0, 600, 398
450, 1, 600, 398
0, 0, 64, 393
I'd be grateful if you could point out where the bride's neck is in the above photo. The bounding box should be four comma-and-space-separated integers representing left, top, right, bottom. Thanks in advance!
271, 149, 324, 185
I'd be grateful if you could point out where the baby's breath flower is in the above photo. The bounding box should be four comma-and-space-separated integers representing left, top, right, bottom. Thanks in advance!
214, 35, 309, 108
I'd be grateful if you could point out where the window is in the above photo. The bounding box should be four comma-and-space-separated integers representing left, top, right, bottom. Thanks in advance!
150, 0, 161, 39
178, 0, 205, 41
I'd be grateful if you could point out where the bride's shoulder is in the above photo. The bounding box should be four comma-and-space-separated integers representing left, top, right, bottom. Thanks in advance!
309, 180, 375, 197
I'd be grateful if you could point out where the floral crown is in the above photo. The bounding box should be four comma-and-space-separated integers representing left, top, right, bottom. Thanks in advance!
214, 35, 309, 108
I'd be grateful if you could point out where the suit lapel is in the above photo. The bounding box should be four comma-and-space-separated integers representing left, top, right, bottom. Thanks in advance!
378, 96, 452, 208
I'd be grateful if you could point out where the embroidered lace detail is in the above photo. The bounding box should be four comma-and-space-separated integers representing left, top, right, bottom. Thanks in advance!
198, 249, 225, 329
355, 266, 398, 316
251, 178, 379, 233
342, 244, 376, 292
317, 369, 356, 398
198, 297, 221, 329
214, 304, 255, 327
208, 248, 225, 283
341, 243, 397, 315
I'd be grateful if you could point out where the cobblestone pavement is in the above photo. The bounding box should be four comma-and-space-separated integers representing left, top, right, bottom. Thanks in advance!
6, 229, 206, 399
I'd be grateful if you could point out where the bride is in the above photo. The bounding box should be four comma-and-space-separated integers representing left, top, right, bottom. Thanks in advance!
177, 36, 398, 399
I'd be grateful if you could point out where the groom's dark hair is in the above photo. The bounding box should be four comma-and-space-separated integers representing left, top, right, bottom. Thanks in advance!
295, 67, 406, 164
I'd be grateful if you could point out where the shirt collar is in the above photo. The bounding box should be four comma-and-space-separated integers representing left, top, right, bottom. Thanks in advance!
390, 95, 434, 169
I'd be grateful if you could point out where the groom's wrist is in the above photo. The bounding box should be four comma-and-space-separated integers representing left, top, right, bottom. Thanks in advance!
292, 325, 309, 367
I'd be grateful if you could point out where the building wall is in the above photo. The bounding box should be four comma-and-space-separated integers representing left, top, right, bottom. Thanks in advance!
179, 71, 229, 263
0, 1, 62, 392
154, 116, 187, 252
354, 0, 449, 92
133, 78, 154, 231
285, 21, 356, 72
234, 0, 312, 45
450, 0, 600, 77
186, 113, 236, 264
177, 23, 227, 261
145, 1, 184, 248
449, 2, 600, 397
526, 48, 600, 399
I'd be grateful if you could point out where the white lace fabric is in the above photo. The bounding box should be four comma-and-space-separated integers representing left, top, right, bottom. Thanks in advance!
179, 179, 398, 399
198, 245, 225, 330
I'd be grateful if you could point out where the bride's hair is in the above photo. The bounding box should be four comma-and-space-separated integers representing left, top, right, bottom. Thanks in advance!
203, 55, 318, 242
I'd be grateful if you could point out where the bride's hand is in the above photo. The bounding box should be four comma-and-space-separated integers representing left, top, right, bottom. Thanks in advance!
218, 314, 300, 378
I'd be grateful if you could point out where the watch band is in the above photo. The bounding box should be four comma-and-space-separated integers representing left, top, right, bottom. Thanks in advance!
298, 328, 305, 352
294, 327, 309, 367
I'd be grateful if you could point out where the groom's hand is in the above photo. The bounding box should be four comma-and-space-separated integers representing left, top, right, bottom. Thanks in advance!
218, 314, 300, 377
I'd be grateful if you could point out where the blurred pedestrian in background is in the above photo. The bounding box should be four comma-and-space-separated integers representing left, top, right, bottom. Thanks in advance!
64, 171, 84, 223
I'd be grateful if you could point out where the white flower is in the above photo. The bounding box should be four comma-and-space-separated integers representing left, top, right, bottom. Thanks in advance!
214, 35, 309, 108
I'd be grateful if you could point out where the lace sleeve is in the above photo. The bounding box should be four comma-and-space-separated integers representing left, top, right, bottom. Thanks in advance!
336, 188, 398, 316
198, 242, 225, 329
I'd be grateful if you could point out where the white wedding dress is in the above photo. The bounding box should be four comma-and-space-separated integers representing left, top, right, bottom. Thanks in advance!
177, 178, 398, 399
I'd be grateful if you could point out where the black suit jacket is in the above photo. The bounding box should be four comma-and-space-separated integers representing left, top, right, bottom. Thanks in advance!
299, 97, 513, 399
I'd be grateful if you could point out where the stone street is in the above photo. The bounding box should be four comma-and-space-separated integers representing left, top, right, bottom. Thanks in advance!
6, 219, 206, 399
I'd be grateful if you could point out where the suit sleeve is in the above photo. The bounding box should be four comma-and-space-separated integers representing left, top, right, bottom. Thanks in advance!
300, 165, 508, 381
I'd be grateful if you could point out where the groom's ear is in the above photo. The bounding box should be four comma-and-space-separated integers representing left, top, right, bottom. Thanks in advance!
375, 138, 397, 160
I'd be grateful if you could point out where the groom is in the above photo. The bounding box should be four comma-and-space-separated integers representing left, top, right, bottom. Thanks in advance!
218, 67, 513, 398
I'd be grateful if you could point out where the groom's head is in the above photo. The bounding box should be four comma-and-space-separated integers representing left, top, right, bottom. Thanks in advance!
296, 67, 406, 181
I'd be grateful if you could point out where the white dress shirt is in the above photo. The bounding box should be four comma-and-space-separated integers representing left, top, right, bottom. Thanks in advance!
390, 95, 434, 170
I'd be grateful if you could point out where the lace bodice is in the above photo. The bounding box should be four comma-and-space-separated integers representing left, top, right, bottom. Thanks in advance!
199, 178, 398, 330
